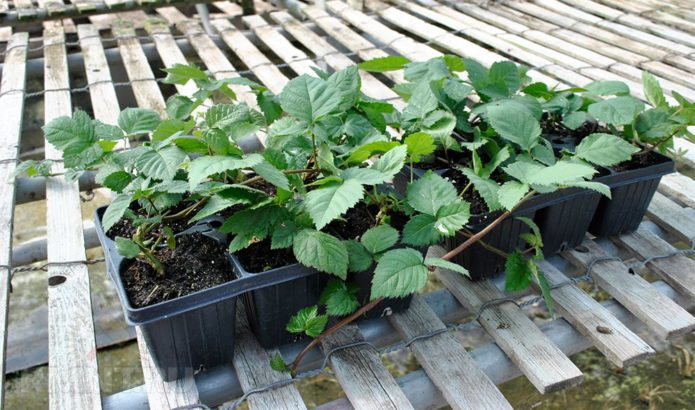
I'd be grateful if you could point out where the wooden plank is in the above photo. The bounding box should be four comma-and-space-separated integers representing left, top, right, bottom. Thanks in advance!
136, 327, 201, 410
646, 191, 695, 243
615, 225, 695, 301
211, 18, 288, 94
145, 20, 200, 98
563, 240, 695, 339
112, 21, 167, 116
233, 302, 307, 410
388, 295, 513, 410
77, 24, 120, 124
320, 324, 414, 410
44, 26, 102, 410
269, 11, 402, 105
0, 31, 28, 410
326, 0, 441, 62
242, 14, 319, 77
430, 245, 584, 394
301, 5, 404, 84
372, 4, 572, 88
535, 260, 654, 368
658, 173, 695, 209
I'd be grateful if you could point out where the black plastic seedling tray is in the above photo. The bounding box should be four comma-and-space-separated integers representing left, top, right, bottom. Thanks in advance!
590, 151, 675, 237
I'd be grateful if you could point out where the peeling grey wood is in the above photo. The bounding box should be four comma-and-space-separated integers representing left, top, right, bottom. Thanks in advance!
321, 324, 414, 410
388, 295, 512, 409
647, 191, 695, 243
535, 260, 654, 368
615, 225, 695, 301
232, 302, 306, 410
563, 239, 695, 339
432, 244, 583, 394
45, 26, 102, 410
0, 31, 29, 410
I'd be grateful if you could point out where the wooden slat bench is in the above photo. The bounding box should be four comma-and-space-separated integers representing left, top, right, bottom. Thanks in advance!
3, 1, 695, 409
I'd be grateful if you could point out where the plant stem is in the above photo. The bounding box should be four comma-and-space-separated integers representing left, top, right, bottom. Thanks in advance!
290, 297, 384, 373
241, 168, 320, 187
441, 191, 536, 261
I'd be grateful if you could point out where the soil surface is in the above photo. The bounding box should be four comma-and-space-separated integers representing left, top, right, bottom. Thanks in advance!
235, 238, 297, 273
612, 149, 666, 172
442, 168, 490, 215
106, 201, 194, 240
541, 116, 602, 142
121, 233, 234, 308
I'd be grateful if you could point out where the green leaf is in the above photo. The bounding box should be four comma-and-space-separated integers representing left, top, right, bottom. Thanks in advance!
588, 96, 644, 125
405, 132, 436, 162
361, 225, 399, 254
102, 194, 132, 232
305, 179, 364, 230
328, 66, 361, 112
115, 237, 140, 258
136, 145, 187, 181
562, 111, 588, 130
406, 171, 458, 216
642, 71, 667, 109
346, 140, 400, 164
253, 161, 290, 191
358, 56, 411, 72
434, 201, 470, 236
563, 180, 611, 198
101, 171, 132, 192
43, 111, 95, 160
503, 161, 544, 184
498, 181, 530, 211
257, 90, 283, 124
279, 75, 341, 122
269, 352, 290, 373
574, 133, 639, 167
152, 119, 193, 142
401, 214, 439, 246
489, 60, 521, 95
487, 102, 541, 150
118, 108, 161, 135
271, 221, 299, 249
162, 64, 208, 84
166, 95, 197, 120
286, 306, 328, 337
95, 121, 125, 140
528, 161, 596, 186
220, 204, 288, 238
536, 269, 555, 317
188, 154, 263, 189
461, 169, 502, 211
370, 145, 408, 182
190, 188, 260, 222
293, 229, 348, 279
345, 240, 374, 272
319, 279, 360, 316
422, 109, 456, 139
583, 81, 630, 96
425, 257, 469, 277
403, 81, 438, 121
504, 250, 532, 291
371, 248, 428, 300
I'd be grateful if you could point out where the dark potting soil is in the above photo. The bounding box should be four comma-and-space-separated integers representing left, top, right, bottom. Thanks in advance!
326, 202, 379, 239
106, 201, 195, 240
122, 233, 234, 308
235, 238, 297, 273
417, 148, 472, 170
541, 117, 602, 142
442, 168, 490, 215
611, 150, 663, 172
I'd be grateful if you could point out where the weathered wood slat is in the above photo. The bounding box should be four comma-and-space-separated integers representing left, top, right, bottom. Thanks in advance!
535, 260, 654, 368
44, 26, 103, 410
563, 240, 695, 339
320, 324, 414, 410
0, 31, 28, 410
388, 295, 513, 410
615, 225, 695, 301
646, 191, 695, 243
269, 10, 402, 105
112, 22, 167, 116
658, 173, 695, 209
211, 18, 288, 94
233, 302, 307, 410
242, 14, 319, 77
430, 245, 584, 394
145, 20, 199, 98
241, 14, 313, 74
302, 5, 406, 84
